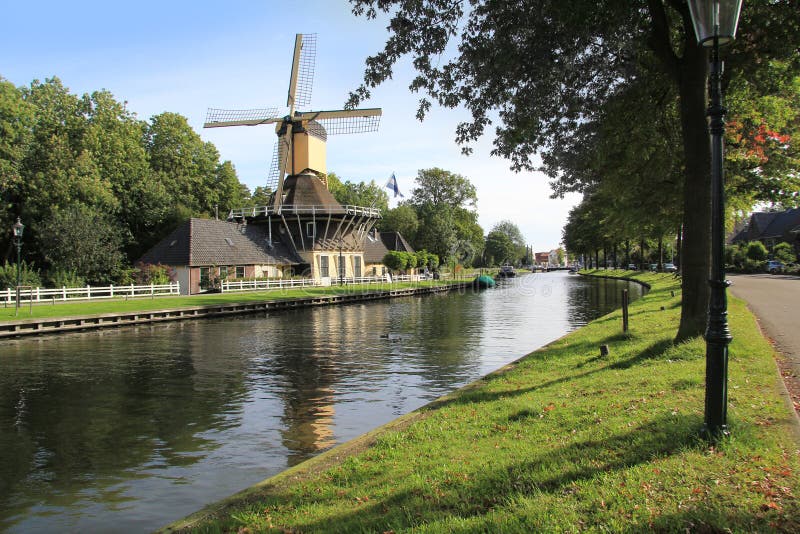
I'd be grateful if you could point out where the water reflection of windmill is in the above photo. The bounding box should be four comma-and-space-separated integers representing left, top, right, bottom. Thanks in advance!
204, 34, 382, 279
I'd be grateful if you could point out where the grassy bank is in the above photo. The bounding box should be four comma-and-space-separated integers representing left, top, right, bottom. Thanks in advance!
167, 271, 799, 533
0, 281, 454, 322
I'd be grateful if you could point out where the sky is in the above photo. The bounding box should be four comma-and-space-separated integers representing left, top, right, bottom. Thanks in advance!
1, 0, 581, 251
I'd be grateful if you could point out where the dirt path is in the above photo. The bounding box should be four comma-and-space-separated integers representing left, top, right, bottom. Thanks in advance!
728, 273, 800, 416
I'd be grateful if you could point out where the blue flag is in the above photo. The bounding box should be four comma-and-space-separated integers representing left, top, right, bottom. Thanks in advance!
385, 173, 404, 198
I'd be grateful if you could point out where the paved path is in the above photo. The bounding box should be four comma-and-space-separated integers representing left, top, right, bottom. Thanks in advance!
728, 273, 800, 418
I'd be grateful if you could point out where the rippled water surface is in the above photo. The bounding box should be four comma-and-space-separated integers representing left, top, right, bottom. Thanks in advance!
0, 272, 642, 532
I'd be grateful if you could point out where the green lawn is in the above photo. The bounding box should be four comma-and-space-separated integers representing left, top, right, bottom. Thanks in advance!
0, 281, 454, 321
165, 270, 799, 533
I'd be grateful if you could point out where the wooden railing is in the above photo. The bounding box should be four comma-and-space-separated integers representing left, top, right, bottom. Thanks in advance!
2, 282, 181, 304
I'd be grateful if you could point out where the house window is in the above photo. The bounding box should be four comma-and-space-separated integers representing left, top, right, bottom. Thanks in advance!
320, 256, 329, 277
235, 266, 245, 278
219, 266, 228, 279
306, 222, 315, 238
354, 256, 362, 278
372, 266, 377, 276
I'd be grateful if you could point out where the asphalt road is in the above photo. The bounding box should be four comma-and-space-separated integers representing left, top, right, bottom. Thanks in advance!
728, 273, 800, 419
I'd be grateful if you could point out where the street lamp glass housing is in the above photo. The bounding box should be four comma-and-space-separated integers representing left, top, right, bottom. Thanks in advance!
12, 217, 24, 238
687, 0, 743, 47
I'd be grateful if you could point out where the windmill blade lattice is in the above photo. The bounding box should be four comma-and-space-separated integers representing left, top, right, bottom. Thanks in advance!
266, 136, 290, 192
317, 115, 381, 135
293, 34, 316, 109
204, 108, 280, 127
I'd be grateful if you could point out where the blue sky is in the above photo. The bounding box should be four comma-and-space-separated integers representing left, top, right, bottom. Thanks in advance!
1, 0, 580, 250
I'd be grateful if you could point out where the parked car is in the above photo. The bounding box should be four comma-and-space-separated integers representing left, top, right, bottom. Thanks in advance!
649, 263, 658, 272
627, 263, 637, 270
663, 263, 677, 272
765, 260, 784, 274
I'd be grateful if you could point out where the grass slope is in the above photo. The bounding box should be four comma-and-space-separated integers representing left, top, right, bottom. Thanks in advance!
167, 271, 799, 533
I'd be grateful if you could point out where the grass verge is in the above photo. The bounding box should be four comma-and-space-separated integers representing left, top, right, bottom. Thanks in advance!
165, 270, 799, 533
0, 281, 457, 322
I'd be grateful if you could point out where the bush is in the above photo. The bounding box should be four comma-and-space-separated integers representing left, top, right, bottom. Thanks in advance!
741, 258, 764, 273
745, 241, 768, 261
46, 269, 85, 288
383, 251, 409, 271
773, 242, 797, 264
0, 260, 42, 290
134, 263, 174, 285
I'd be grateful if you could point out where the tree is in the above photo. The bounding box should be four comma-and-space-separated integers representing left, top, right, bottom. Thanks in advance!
407, 168, 482, 265
327, 172, 390, 212
0, 78, 34, 252
488, 220, 526, 264
249, 186, 273, 206
409, 168, 477, 210
725, 61, 800, 212
378, 204, 419, 241
348, 0, 800, 340
484, 230, 516, 266
37, 204, 128, 284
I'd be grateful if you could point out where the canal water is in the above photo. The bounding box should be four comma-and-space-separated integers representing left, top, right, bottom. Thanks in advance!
0, 272, 642, 532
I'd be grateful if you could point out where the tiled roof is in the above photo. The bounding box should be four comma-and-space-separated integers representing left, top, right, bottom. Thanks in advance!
138, 218, 300, 267
760, 208, 800, 238
364, 233, 389, 264
363, 231, 414, 264
282, 173, 345, 211
732, 208, 800, 243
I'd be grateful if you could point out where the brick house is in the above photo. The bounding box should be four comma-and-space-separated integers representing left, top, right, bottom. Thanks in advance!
138, 218, 301, 295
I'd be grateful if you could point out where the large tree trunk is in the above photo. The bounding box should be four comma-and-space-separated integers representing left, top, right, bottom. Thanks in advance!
675, 46, 712, 341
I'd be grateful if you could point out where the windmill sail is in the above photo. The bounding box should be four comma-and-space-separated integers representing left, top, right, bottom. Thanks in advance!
203, 33, 381, 211
204, 108, 280, 128
287, 34, 316, 112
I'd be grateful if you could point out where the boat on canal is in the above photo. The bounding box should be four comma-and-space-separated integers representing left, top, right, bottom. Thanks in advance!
496, 264, 516, 278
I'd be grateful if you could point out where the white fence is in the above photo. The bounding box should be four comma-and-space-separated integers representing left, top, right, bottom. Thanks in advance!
220, 275, 417, 293
2, 282, 181, 305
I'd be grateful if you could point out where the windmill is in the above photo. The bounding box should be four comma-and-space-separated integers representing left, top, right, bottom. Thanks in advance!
204, 34, 382, 213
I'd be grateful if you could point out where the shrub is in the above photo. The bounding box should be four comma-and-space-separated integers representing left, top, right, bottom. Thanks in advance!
134, 263, 174, 285
745, 241, 768, 261
383, 251, 408, 271
46, 269, 85, 288
0, 260, 42, 290
773, 242, 796, 264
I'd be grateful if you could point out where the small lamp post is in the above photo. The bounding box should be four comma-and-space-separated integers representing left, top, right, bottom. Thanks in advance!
687, 0, 743, 438
12, 217, 25, 314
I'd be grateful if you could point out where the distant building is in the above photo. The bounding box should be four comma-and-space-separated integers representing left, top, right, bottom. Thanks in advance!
534, 252, 550, 266
729, 208, 800, 255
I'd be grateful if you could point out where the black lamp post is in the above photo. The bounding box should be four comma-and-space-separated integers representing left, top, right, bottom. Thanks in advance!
687, 0, 743, 438
12, 217, 24, 314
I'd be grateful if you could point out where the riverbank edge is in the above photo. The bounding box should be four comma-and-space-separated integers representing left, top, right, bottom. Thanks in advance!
0, 283, 471, 340
161, 272, 800, 532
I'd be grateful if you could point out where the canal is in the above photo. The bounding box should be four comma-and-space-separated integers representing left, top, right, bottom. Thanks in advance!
0, 272, 642, 532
